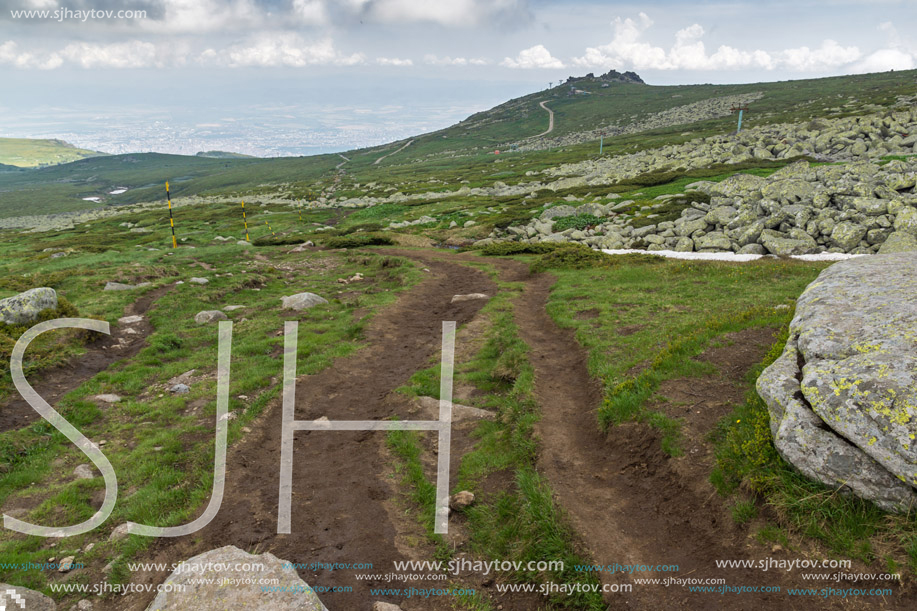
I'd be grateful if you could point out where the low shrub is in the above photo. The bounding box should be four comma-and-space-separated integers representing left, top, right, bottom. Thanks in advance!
552, 214, 603, 232
324, 234, 394, 249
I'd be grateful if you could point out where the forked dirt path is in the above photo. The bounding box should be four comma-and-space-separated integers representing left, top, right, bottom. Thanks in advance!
122, 252, 497, 610
0, 284, 171, 433
109, 250, 915, 610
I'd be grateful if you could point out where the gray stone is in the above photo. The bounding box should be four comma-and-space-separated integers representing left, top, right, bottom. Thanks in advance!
129, 227, 152, 234
118, 315, 144, 325
449, 491, 475, 511
93, 394, 121, 404
760, 234, 817, 256
540, 205, 577, 220
189, 277, 209, 285
830, 221, 868, 251
895, 207, 917, 237
0, 583, 55, 610
694, 232, 731, 251
194, 310, 228, 325
58, 556, 76, 573
878, 231, 917, 254
372, 603, 403, 611
104, 282, 142, 291
170, 383, 191, 395
0, 287, 57, 325
737, 243, 766, 255
673, 237, 694, 252
73, 464, 94, 479
758, 254, 917, 512
281, 293, 329, 311
146, 546, 327, 611
675, 218, 707, 237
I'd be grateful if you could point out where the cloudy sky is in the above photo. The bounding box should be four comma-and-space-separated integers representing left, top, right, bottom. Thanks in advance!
2, 0, 915, 155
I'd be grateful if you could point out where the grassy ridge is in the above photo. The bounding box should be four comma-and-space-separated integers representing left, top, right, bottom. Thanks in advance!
0, 138, 104, 168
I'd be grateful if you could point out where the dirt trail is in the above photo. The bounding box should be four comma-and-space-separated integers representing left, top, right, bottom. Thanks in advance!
510, 268, 912, 610
0, 285, 171, 433
122, 253, 497, 611
535, 100, 555, 137
373, 140, 414, 165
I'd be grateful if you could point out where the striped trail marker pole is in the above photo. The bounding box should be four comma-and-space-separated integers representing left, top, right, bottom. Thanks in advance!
241, 200, 250, 242
166, 181, 177, 249
265, 221, 275, 237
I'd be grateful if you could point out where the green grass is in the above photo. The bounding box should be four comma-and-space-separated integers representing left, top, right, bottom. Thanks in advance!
538, 256, 828, 455
0, 201, 421, 600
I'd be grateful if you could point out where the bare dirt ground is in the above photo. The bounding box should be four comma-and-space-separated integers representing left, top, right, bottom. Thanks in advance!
0, 285, 171, 433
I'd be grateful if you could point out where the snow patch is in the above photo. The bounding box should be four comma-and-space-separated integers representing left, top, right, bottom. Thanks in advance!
600, 249, 865, 262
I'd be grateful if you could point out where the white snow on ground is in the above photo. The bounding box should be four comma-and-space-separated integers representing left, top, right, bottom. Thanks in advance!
81, 197, 101, 202
600, 249, 865, 262
109, 188, 128, 195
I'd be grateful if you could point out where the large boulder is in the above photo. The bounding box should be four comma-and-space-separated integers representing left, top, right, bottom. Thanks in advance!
757, 253, 917, 512
146, 546, 327, 611
0, 583, 55, 610
0, 287, 57, 325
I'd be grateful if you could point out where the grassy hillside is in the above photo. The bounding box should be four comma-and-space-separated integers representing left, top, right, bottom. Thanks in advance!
0, 69, 915, 221
0, 138, 104, 168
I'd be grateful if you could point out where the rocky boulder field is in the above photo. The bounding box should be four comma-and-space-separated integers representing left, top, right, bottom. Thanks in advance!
480, 106, 917, 256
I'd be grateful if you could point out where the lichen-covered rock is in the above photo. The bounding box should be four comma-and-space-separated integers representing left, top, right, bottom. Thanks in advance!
878, 231, 917, 254
146, 546, 327, 611
0, 583, 55, 610
757, 253, 917, 512
0, 287, 57, 325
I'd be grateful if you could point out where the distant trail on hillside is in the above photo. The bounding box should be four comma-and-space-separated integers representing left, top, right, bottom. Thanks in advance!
535, 100, 555, 137
373, 139, 414, 165
335, 154, 350, 169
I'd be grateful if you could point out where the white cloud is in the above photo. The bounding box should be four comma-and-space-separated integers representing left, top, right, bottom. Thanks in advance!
376, 57, 413, 66
424, 54, 490, 66
58, 41, 164, 69
291, 0, 329, 25
851, 48, 915, 72
574, 13, 866, 72
140, 0, 265, 34
780, 40, 861, 71
223, 34, 364, 67
354, 0, 530, 27
501, 44, 564, 69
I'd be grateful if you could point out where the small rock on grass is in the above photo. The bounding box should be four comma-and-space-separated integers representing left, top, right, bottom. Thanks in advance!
194, 310, 228, 324
73, 465, 94, 479
58, 556, 76, 573
281, 293, 328, 311
190, 277, 209, 285
118, 315, 144, 325
449, 491, 475, 511
93, 394, 121, 404
170, 383, 191, 394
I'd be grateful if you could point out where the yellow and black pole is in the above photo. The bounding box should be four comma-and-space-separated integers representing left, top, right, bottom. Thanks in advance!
166, 181, 177, 249
241, 200, 250, 241
265, 220, 275, 236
